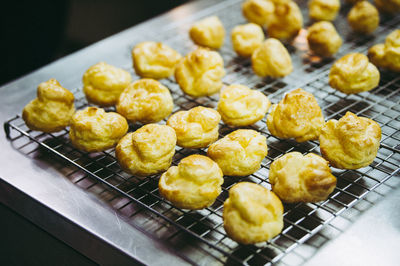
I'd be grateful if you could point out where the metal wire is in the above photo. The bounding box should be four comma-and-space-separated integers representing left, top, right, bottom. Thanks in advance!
3, 0, 400, 264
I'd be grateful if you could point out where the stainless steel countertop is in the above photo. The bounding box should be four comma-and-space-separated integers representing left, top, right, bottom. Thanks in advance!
1, 0, 399, 265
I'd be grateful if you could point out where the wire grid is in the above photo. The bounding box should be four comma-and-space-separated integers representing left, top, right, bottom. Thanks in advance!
4, 0, 400, 265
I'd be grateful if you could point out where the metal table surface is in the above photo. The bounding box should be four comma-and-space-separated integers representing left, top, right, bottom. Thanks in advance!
1, 0, 400, 265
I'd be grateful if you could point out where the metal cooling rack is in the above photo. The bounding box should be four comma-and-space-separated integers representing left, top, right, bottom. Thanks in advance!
4, 0, 400, 265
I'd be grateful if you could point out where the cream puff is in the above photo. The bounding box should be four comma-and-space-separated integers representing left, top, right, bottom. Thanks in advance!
82, 62, 132, 106
319, 112, 381, 169
269, 152, 337, 203
167, 106, 221, 149
308, 0, 340, 21
207, 129, 268, 176
267, 88, 324, 142
189, 16, 225, 49
347, 1, 380, 34
116, 124, 176, 176
231, 23, 265, 57
22, 79, 75, 133
223, 182, 283, 244
368, 29, 400, 72
159, 154, 223, 209
116, 79, 173, 124
307, 21, 342, 57
69, 107, 128, 152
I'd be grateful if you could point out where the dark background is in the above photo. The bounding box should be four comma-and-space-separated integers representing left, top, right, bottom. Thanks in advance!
0, 0, 189, 86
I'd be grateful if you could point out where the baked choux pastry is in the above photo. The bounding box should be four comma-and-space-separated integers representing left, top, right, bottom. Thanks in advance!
269, 152, 337, 203
242, 0, 274, 26
347, 1, 379, 34
116, 79, 173, 124
374, 0, 400, 14
329, 53, 380, 94
223, 182, 283, 244
308, 0, 340, 21
217, 84, 271, 127
207, 129, 268, 176
189, 16, 225, 49
69, 107, 128, 152
82, 62, 132, 106
307, 21, 342, 57
132, 41, 182, 80
175, 48, 225, 97
167, 106, 220, 149
319, 112, 382, 169
158, 154, 223, 210
368, 29, 400, 72
267, 88, 324, 142
252, 38, 293, 78
22, 79, 75, 133
231, 23, 265, 57
266, 0, 303, 41
116, 124, 176, 176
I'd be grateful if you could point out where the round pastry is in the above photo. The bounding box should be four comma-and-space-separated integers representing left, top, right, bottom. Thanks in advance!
347, 1, 379, 35
269, 152, 337, 203
242, 0, 274, 26
267, 88, 324, 142
319, 112, 382, 169
132, 41, 182, 80
217, 84, 271, 127
22, 79, 75, 133
368, 29, 400, 72
116, 79, 173, 124
82, 62, 132, 106
374, 0, 400, 14
207, 129, 268, 176
231, 23, 265, 57
116, 124, 176, 176
223, 182, 283, 244
307, 21, 342, 57
158, 154, 223, 210
167, 106, 221, 149
266, 0, 303, 41
69, 107, 128, 152
252, 38, 293, 78
174, 48, 225, 97
189, 16, 225, 49
308, 0, 340, 21
329, 53, 380, 94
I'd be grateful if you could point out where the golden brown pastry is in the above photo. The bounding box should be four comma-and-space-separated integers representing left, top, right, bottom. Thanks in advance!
307, 21, 342, 57
69, 107, 128, 152
116, 124, 176, 176
266, 0, 303, 41
374, 0, 400, 14
174, 48, 225, 97
329, 53, 380, 94
22, 79, 75, 133
158, 154, 223, 210
347, 1, 379, 34
242, 0, 274, 26
308, 0, 340, 21
267, 88, 324, 142
319, 112, 381, 169
207, 129, 268, 176
252, 38, 293, 78
167, 106, 220, 149
217, 84, 271, 127
116, 79, 173, 124
132, 41, 182, 80
368, 29, 400, 72
189, 16, 225, 49
223, 182, 283, 244
231, 23, 265, 57
269, 152, 337, 203
82, 62, 132, 106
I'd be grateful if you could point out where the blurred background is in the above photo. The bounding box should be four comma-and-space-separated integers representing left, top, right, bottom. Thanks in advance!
0, 0, 189, 86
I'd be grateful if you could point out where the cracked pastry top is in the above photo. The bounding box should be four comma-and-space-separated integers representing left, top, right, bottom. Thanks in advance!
368, 29, 400, 72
